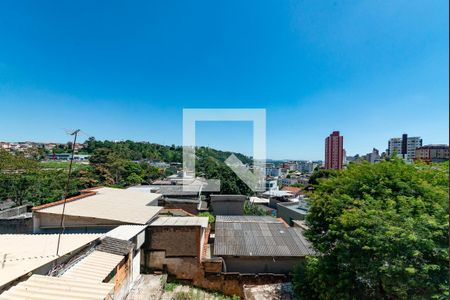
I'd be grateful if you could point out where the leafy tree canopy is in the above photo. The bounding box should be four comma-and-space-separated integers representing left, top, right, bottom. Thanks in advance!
294, 159, 449, 299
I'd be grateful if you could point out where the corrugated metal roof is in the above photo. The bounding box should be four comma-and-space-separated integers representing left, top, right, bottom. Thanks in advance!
150, 216, 208, 228
61, 250, 124, 282
214, 217, 314, 257
0, 274, 114, 300
105, 225, 147, 241
0, 234, 101, 288
216, 215, 280, 223
35, 187, 162, 224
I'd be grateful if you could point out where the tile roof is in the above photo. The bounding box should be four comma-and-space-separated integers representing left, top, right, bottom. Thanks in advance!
0, 274, 114, 300
0, 233, 101, 288
61, 250, 124, 282
150, 216, 209, 228
281, 186, 302, 194
34, 187, 162, 225
214, 216, 314, 257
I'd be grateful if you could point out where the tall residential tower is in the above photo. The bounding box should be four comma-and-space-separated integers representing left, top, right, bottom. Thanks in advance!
325, 131, 344, 170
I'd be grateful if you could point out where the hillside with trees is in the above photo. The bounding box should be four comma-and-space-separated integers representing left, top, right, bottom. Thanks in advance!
0, 138, 254, 206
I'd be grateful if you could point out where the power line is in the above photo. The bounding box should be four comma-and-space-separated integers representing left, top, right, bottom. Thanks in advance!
55, 129, 80, 257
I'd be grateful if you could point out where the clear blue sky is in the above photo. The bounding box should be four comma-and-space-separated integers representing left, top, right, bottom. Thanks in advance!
0, 1, 448, 160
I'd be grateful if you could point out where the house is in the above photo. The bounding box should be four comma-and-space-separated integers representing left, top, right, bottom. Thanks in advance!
105, 225, 148, 284
213, 216, 314, 274
33, 187, 162, 233
262, 190, 296, 209
210, 194, 246, 215
265, 180, 278, 191
0, 225, 150, 299
0, 233, 101, 290
129, 183, 207, 215
280, 186, 302, 197
277, 200, 309, 225
143, 216, 209, 280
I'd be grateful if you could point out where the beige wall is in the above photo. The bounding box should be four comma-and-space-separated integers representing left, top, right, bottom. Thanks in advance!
33, 212, 124, 233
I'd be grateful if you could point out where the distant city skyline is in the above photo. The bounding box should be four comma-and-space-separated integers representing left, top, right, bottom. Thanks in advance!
0, 1, 448, 160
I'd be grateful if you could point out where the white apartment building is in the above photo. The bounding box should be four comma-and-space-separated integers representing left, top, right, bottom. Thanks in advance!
388, 134, 422, 161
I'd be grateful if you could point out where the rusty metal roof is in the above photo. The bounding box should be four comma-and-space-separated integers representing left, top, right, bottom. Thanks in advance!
214, 216, 314, 257
0, 274, 114, 300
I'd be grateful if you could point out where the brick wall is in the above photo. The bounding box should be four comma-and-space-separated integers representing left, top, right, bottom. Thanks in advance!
145, 226, 201, 257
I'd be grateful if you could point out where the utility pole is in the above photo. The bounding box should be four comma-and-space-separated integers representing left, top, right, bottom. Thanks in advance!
55, 129, 80, 256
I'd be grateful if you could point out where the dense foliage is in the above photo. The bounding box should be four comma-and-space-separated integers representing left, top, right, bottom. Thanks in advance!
86, 138, 253, 194
293, 159, 449, 299
84, 137, 252, 166
0, 138, 255, 205
0, 150, 96, 205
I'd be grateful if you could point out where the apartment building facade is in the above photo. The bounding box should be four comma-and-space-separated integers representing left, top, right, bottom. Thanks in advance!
388, 134, 422, 161
325, 131, 344, 170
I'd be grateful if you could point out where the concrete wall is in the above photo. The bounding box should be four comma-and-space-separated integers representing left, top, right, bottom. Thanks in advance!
210, 195, 245, 215
193, 272, 289, 298
0, 218, 33, 234
0, 205, 30, 218
222, 256, 303, 274
276, 203, 306, 225
143, 250, 202, 280
144, 226, 201, 257
33, 212, 123, 233
0, 205, 33, 234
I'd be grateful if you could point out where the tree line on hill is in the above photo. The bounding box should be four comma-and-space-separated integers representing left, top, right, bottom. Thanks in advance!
0, 138, 254, 206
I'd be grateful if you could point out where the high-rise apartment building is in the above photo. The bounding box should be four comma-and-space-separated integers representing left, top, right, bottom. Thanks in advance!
325, 131, 344, 170
388, 134, 422, 161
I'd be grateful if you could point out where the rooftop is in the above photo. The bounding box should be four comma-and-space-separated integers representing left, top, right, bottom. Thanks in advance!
0, 233, 101, 288
105, 224, 147, 241
262, 190, 293, 198
280, 186, 302, 194
34, 187, 162, 225
61, 250, 124, 282
277, 200, 309, 214
150, 216, 209, 228
210, 195, 246, 202
0, 274, 114, 300
214, 216, 314, 257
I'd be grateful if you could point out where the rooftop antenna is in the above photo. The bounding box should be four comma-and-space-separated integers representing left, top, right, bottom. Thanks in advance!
55, 129, 80, 257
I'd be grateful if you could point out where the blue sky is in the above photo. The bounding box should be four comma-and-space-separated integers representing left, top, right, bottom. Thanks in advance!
0, 0, 448, 160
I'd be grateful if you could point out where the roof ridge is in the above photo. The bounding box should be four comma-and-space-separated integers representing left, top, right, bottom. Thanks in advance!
32, 188, 101, 211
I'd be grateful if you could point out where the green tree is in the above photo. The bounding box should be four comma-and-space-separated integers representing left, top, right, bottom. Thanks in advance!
243, 200, 269, 216
0, 150, 40, 205
294, 159, 449, 299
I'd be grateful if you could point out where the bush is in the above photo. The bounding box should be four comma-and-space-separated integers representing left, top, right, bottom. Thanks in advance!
198, 211, 215, 224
